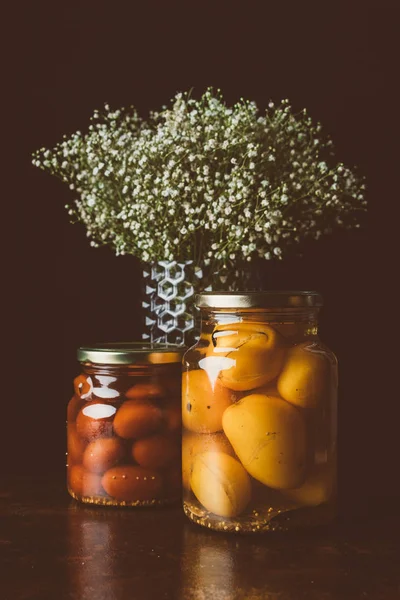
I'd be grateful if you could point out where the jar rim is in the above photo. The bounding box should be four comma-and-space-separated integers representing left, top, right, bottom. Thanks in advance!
77, 342, 184, 365
195, 291, 323, 309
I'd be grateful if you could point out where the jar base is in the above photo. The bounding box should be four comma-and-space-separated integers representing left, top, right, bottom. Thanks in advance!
183, 500, 336, 533
68, 487, 180, 508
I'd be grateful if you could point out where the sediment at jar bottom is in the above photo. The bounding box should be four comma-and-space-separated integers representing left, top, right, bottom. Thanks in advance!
183, 493, 336, 533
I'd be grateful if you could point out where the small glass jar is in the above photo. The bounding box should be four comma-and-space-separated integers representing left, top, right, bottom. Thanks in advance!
182, 292, 337, 532
67, 343, 184, 507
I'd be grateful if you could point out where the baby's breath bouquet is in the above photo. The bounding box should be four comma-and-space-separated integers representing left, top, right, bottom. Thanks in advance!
33, 89, 366, 343
33, 88, 365, 267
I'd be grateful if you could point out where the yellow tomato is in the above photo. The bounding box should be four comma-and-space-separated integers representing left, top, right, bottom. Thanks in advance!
223, 393, 307, 489
182, 431, 235, 490
283, 464, 335, 506
182, 369, 235, 433
277, 342, 331, 408
212, 323, 286, 391
190, 451, 251, 517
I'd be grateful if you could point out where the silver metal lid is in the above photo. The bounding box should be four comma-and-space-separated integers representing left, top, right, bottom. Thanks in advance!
77, 342, 184, 365
195, 291, 323, 309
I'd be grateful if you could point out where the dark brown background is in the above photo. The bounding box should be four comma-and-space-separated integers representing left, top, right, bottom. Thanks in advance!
5, 1, 397, 515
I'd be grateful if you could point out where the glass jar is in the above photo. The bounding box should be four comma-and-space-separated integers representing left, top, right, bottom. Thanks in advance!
67, 343, 184, 506
182, 292, 337, 532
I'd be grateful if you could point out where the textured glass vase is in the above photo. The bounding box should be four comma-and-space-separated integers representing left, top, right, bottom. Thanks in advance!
142, 260, 257, 347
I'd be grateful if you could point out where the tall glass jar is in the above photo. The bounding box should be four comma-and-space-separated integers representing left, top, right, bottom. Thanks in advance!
182, 292, 337, 532
67, 343, 184, 507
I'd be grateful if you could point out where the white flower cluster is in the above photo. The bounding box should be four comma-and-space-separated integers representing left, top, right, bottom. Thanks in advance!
33, 89, 366, 265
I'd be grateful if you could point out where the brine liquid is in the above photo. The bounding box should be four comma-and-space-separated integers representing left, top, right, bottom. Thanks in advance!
67, 363, 182, 507
182, 314, 338, 533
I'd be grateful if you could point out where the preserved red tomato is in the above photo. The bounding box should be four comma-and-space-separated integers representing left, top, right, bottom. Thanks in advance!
67, 343, 183, 507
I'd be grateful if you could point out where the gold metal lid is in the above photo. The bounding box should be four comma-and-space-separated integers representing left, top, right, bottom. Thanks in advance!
77, 342, 184, 365
195, 291, 323, 309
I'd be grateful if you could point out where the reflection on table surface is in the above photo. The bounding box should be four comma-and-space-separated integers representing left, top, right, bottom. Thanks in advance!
2, 477, 400, 600
66, 501, 391, 600
67, 502, 183, 600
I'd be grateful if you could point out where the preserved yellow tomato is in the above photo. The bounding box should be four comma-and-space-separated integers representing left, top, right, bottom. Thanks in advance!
182, 431, 235, 490
182, 370, 234, 433
212, 323, 286, 391
277, 342, 330, 408
222, 393, 307, 489
283, 464, 335, 506
190, 452, 251, 518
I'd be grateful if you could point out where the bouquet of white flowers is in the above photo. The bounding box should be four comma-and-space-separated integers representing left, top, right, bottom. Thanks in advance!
33, 89, 366, 270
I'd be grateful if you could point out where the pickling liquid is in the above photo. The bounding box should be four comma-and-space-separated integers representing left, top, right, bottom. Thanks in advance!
67, 363, 182, 507
182, 315, 337, 532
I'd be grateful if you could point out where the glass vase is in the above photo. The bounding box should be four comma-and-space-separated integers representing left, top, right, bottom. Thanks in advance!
142, 260, 260, 347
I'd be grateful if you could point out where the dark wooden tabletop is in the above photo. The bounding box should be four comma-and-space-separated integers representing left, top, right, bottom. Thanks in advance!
1, 477, 399, 600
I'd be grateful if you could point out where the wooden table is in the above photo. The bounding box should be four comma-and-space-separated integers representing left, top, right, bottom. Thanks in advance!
1, 477, 399, 599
